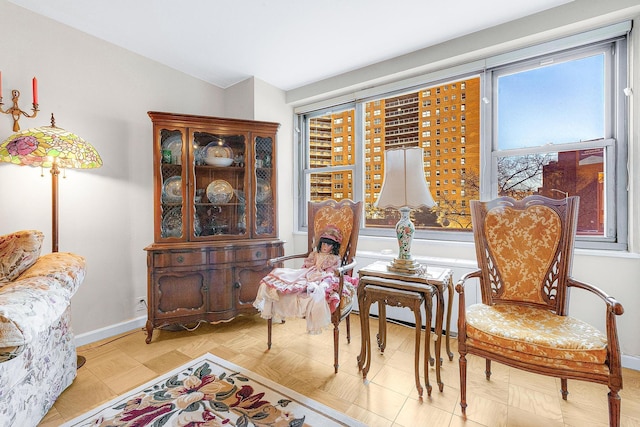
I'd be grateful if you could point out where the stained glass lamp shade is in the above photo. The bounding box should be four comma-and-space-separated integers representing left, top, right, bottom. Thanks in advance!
0, 116, 102, 252
375, 146, 435, 273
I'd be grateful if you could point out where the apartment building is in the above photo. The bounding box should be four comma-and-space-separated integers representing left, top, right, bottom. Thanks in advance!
309, 78, 481, 229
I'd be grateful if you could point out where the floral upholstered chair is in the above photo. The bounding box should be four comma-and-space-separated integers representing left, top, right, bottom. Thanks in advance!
456, 195, 624, 426
254, 199, 362, 373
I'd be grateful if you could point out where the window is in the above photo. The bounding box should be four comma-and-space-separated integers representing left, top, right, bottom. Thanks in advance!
298, 25, 628, 250
487, 40, 627, 248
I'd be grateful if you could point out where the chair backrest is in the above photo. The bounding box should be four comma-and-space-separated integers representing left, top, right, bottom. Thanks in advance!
307, 199, 362, 268
470, 195, 579, 315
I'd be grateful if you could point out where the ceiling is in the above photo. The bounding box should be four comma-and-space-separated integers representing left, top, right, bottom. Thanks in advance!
9, 0, 573, 91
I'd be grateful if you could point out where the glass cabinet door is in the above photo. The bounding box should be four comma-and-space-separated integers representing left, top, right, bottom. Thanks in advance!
254, 135, 275, 237
159, 129, 185, 240
191, 131, 248, 239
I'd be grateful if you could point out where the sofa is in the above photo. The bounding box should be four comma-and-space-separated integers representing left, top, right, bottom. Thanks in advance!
0, 230, 86, 427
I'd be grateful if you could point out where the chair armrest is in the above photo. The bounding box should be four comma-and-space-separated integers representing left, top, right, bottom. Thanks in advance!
455, 269, 481, 295
567, 277, 624, 383
455, 269, 481, 345
567, 278, 624, 315
331, 258, 356, 298
267, 253, 309, 267
336, 258, 356, 276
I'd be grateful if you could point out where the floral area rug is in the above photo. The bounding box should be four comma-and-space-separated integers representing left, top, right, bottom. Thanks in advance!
62, 352, 365, 427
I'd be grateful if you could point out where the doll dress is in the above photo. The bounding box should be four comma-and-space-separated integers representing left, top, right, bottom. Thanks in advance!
253, 251, 341, 334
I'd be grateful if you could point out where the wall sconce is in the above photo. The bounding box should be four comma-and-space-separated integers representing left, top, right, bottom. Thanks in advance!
0, 73, 39, 131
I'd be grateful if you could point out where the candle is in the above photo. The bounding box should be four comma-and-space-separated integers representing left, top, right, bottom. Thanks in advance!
32, 77, 38, 105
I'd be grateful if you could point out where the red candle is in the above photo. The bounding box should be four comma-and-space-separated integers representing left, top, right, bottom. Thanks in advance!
32, 77, 38, 104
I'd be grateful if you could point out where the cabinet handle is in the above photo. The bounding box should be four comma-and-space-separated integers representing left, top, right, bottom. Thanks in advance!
176, 255, 184, 263
234, 282, 241, 289
256, 251, 262, 258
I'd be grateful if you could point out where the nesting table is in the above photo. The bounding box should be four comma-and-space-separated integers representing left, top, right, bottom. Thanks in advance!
356, 261, 454, 396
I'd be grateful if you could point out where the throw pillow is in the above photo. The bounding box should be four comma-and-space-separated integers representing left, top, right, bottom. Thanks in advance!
0, 230, 44, 283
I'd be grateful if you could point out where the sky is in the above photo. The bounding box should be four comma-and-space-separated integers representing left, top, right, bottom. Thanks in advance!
497, 53, 605, 150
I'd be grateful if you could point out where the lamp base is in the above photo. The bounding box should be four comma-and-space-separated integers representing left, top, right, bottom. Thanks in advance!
386, 258, 422, 274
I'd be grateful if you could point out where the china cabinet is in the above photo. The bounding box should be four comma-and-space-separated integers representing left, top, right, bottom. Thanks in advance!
144, 112, 283, 343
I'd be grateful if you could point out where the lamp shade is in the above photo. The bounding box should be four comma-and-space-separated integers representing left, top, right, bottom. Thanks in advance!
0, 121, 102, 169
375, 146, 435, 209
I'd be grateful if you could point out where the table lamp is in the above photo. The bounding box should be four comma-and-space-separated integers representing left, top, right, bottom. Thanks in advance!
375, 146, 435, 273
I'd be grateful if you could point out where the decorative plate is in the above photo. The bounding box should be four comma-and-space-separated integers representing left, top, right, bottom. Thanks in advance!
161, 210, 182, 238
256, 178, 272, 203
207, 180, 234, 204
161, 135, 183, 164
162, 176, 182, 203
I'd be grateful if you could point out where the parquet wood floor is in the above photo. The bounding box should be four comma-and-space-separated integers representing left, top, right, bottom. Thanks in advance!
40, 314, 640, 426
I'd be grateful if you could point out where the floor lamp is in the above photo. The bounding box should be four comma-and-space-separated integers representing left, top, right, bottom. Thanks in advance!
375, 146, 435, 274
0, 113, 102, 368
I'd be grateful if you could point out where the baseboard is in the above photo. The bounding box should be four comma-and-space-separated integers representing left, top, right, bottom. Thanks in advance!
75, 315, 640, 372
622, 354, 640, 371
74, 315, 147, 347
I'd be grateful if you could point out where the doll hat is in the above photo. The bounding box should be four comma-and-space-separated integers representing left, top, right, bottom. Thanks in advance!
319, 225, 343, 244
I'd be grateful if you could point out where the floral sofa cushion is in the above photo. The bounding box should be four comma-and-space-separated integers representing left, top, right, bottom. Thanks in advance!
18, 252, 86, 297
466, 303, 608, 364
0, 230, 44, 283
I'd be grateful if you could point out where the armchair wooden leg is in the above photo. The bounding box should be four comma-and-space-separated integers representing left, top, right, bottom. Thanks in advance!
459, 354, 468, 415
485, 359, 492, 380
609, 388, 621, 427
346, 314, 351, 344
267, 318, 272, 350
333, 323, 340, 374
560, 378, 569, 400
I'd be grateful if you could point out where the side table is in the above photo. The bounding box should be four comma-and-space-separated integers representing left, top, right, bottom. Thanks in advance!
356, 261, 454, 392
360, 284, 426, 396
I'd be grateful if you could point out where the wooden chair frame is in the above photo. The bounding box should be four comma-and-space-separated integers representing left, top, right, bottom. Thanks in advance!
456, 195, 624, 426
266, 199, 362, 373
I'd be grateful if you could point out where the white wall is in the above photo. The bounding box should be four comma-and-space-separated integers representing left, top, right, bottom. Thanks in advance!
1, 0, 639, 369
224, 77, 296, 256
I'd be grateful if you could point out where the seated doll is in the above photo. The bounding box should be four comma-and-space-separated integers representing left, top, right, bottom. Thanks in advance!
253, 225, 357, 334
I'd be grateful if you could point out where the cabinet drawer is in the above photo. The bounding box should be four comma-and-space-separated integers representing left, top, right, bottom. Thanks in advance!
153, 251, 207, 267
209, 249, 234, 264
235, 247, 273, 262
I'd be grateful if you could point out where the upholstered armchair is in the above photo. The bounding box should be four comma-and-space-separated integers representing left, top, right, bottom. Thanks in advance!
456, 195, 624, 426
254, 199, 361, 373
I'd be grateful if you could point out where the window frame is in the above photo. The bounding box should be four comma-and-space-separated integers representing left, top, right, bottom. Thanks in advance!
482, 38, 628, 250
295, 23, 630, 251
